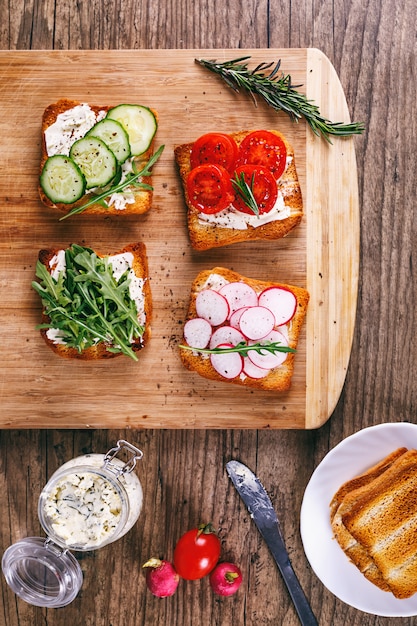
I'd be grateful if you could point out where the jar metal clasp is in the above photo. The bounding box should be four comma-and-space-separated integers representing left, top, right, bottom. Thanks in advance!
103, 439, 143, 477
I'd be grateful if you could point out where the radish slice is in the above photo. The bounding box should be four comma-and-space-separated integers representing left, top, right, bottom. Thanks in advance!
210, 343, 243, 379
242, 357, 270, 380
247, 330, 289, 369
229, 306, 250, 330
209, 326, 246, 349
239, 306, 276, 340
219, 282, 258, 318
196, 289, 229, 326
183, 318, 212, 349
258, 287, 297, 326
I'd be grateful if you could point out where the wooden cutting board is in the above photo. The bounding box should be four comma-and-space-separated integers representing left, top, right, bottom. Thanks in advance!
0, 48, 359, 429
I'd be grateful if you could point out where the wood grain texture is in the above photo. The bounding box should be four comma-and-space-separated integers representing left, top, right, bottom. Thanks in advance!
0, 0, 416, 625
0, 48, 357, 429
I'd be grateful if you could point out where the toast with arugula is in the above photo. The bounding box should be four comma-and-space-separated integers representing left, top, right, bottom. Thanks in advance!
32, 242, 151, 360
174, 130, 303, 250
179, 267, 309, 391
39, 99, 160, 217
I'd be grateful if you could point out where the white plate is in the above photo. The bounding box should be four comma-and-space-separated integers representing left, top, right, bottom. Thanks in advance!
300, 422, 417, 617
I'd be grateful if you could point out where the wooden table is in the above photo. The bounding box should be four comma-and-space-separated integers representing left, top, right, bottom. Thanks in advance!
0, 1, 415, 625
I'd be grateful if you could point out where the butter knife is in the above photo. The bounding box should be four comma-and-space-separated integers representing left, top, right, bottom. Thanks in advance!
226, 460, 318, 626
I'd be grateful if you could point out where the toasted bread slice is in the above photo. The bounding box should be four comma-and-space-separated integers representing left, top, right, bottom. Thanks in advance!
179, 267, 309, 391
35, 242, 151, 360
330, 447, 408, 592
330, 447, 408, 519
334, 449, 417, 598
39, 99, 157, 216
174, 130, 303, 251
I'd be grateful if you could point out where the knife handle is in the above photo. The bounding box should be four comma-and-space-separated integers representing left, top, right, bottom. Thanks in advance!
277, 557, 318, 626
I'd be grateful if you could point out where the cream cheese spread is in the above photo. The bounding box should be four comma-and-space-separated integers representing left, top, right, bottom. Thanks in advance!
43, 471, 123, 548
198, 191, 289, 230
108, 252, 146, 325
45, 104, 106, 157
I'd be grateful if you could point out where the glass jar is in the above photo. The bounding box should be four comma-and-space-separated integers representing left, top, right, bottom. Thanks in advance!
2, 440, 143, 608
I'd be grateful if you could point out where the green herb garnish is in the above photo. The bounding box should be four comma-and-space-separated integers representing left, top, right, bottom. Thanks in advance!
180, 340, 295, 357
196, 56, 364, 143
231, 171, 259, 215
32, 244, 145, 360
59, 145, 165, 220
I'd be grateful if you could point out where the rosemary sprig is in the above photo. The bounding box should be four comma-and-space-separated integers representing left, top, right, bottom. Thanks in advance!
179, 340, 295, 357
59, 145, 165, 220
231, 171, 259, 215
196, 56, 364, 143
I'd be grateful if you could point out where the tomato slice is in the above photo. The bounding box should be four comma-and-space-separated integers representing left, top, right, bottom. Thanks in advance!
232, 165, 278, 215
237, 130, 287, 180
190, 133, 239, 173
186, 164, 235, 214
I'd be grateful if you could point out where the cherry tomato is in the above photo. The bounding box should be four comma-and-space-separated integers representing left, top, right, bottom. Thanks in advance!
232, 164, 278, 215
186, 164, 235, 214
190, 133, 239, 173
173, 523, 221, 580
237, 130, 287, 180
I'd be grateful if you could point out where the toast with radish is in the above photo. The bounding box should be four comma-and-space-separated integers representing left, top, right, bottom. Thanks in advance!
179, 267, 309, 391
39, 99, 160, 217
174, 130, 303, 250
32, 242, 152, 361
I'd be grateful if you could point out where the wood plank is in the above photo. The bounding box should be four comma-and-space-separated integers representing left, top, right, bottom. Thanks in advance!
0, 48, 358, 429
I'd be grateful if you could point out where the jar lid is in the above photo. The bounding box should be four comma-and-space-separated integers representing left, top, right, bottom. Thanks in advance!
1, 537, 83, 608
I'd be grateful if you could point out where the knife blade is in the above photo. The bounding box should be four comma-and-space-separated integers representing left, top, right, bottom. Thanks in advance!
226, 460, 318, 626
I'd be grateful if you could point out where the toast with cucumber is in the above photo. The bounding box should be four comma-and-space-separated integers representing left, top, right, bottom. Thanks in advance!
174, 130, 303, 250
39, 99, 160, 217
32, 242, 152, 360
179, 267, 309, 391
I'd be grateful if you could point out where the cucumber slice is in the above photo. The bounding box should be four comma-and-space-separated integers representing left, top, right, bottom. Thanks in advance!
86, 119, 131, 164
40, 155, 86, 204
69, 136, 117, 189
106, 104, 157, 156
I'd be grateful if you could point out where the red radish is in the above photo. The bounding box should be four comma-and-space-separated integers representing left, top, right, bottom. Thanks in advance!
183, 317, 212, 349
238, 306, 275, 340
142, 558, 179, 597
229, 306, 250, 329
196, 289, 229, 326
258, 286, 297, 326
242, 356, 270, 379
219, 282, 258, 318
209, 562, 243, 596
247, 329, 289, 369
210, 343, 243, 378
209, 325, 246, 349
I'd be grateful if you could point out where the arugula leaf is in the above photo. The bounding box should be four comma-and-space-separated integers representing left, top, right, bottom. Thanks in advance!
32, 245, 145, 360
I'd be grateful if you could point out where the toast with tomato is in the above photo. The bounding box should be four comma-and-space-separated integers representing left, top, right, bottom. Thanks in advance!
179, 267, 309, 391
174, 130, 303, 250
32, 242, 152, 360
39, 99, 159, 217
